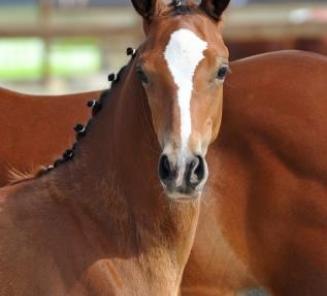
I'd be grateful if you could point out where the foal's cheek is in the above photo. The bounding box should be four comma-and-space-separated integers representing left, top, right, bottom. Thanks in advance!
199, 119, 214, 150
149, 102, 161, 134
145, 92, 165, 145
204, 119, 214, 144
207, 88, 223, 143
211, 102, 223, 142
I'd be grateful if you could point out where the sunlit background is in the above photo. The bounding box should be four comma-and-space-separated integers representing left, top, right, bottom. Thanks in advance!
0, 0, 326, 94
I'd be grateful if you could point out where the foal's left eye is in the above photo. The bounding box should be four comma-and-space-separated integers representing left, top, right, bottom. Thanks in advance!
136, 68, 149, 84
216, 65, 229, 81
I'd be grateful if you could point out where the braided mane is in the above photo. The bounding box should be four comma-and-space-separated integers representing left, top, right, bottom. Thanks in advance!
35, 49, 136, 178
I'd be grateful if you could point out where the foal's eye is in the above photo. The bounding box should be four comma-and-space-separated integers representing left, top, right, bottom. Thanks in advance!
216, 65, 229, 81
136, 68, 149, 84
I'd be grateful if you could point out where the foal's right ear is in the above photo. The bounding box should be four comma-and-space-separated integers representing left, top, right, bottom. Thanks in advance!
131, 0, 164, 21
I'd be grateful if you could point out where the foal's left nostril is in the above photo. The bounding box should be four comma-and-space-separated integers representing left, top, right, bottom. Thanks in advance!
187, 155, 206, 187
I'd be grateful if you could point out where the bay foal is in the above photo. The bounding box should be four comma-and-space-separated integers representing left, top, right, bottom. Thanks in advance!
0, 0, 230, 295
1, 51, 326, 295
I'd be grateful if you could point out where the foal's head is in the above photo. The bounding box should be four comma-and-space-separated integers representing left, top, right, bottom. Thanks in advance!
132, 0, 230, 199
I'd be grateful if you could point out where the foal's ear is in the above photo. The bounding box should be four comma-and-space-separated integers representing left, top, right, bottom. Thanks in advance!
200, 0, 230, 21
131, 0, 165, 20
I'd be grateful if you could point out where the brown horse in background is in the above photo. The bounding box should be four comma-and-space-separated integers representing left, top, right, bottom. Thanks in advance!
182, 50, 327, 295
0, 0, 232, 295
2, 50, 326, 295
0, 87, 97, 186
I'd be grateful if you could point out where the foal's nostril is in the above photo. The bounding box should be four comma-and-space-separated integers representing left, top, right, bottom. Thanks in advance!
159, 153, 206, 193
194, 155, 205, 181
159, 154, 172, 183
187, 155, 206, 187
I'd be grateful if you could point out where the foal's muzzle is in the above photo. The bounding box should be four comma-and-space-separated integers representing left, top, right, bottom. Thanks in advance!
158, 153, 208, 199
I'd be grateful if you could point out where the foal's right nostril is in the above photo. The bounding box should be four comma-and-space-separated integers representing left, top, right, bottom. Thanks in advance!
159, 154, 172, 183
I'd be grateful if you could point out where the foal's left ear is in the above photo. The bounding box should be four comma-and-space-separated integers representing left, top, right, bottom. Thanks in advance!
131, 0, 165, 20
200, 0, 230, 21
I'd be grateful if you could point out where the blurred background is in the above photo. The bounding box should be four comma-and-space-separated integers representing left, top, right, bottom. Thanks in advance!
0, 0, 326, 94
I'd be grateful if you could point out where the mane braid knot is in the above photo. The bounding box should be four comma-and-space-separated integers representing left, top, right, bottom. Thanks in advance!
108, 73, 116, 82
126, 47, 136, 58
87, 100, 102, 115
87, 100, 97, 108
63, 149, 74, 161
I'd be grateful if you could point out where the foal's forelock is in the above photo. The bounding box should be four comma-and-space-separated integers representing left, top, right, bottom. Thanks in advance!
163, 28, 207, 155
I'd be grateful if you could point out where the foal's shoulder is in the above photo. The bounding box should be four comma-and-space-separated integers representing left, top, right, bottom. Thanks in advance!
0, 180, 67, 293
0, 180, 55, 228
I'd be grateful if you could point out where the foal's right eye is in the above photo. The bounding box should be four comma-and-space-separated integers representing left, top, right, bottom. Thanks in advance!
136, 68, 149, 84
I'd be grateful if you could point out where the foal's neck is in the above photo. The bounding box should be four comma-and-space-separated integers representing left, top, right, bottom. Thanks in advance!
50, 59, 199, 288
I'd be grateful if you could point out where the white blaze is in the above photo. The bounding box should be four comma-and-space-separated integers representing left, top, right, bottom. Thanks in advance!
164, 28, 207, 152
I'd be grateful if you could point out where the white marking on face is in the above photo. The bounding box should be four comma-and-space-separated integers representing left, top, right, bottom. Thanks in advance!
164, 28, 207, 155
